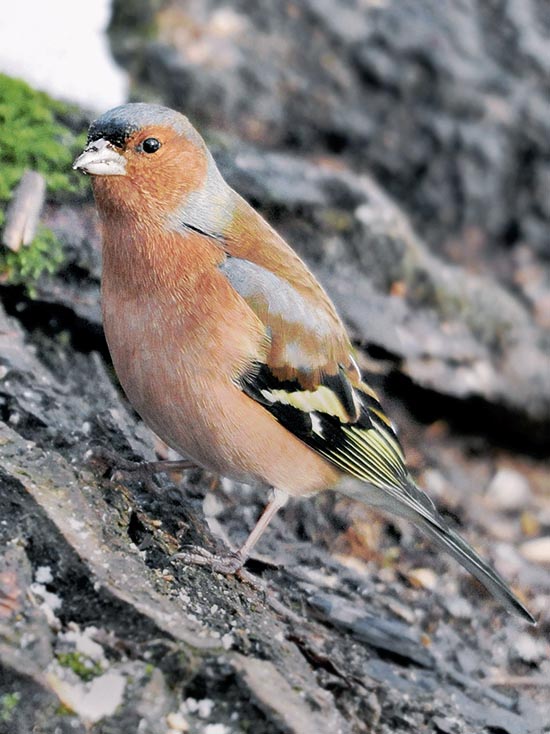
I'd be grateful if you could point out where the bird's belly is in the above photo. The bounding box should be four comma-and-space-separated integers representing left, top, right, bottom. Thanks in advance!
103, 301, 339, 495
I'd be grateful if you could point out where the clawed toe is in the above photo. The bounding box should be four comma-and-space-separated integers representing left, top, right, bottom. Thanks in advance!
173, 545, 244, 574
88, 446, 196, 491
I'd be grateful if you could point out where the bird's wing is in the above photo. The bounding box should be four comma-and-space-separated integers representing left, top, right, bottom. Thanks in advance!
218, 253, 353, 388
220, 255, 535, 623
219, 255, 409, 493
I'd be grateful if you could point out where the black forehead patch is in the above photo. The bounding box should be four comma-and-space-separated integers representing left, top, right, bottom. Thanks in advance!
86, 103, 202, 149
87, 118, 137, 148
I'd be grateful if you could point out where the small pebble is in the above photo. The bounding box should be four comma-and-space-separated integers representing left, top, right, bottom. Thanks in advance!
444, 596, 473, 619
197, 699, 214, 718
221, 633, 233, 650
486, 468, 531, 511
166, 712, 189, 732
408, 568, 437, 590
513, 633, 545, 664
520, 537, 550, 564
520, 511, 540, 537
35, 566, 53, 584
203, 725, 230, 734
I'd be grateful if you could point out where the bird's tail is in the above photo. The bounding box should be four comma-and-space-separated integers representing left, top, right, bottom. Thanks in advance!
340, 475, 536, 625
413, 506, 535, 624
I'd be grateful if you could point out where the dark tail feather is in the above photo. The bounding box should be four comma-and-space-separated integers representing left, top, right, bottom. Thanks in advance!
417, 514, 535, 625
338, 471, 535, 624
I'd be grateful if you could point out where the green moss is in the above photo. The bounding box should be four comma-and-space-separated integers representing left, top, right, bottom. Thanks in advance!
56, 652, 103, 682
0, 74, 88, 293
0, 73, 85, 212
0, 225, 65, 296
0, 692, 21, 723
55, 703, 75, 717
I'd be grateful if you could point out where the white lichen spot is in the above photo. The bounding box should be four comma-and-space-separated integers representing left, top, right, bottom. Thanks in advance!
166, 711, 189, 731
62, 626, 106, 663
47, 671, 126, 724
35, 565, 53, 584
221, 634, 233, 650
30, 582, 62, 611
203, 724, 230, 734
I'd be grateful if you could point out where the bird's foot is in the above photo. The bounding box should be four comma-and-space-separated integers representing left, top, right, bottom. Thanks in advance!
173, 545, 245, 575
174, 545, 269, 593
88, 446, 196, 492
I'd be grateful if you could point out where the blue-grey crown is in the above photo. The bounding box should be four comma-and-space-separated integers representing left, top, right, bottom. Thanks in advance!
87, 103, 200, 148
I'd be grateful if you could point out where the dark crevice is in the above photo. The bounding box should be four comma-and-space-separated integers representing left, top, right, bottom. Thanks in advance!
178, 670, 276, 733
384, 370, 550, 457
0, 471, 170, 645
127, 511, 148, 548
1, 285, 108, 357
288, 633, 358, 688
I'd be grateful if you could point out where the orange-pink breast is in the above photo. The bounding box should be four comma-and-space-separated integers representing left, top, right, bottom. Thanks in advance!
100, 226, 340, 495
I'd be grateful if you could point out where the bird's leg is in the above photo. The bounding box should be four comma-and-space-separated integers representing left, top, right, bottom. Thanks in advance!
175, 488, 289, 574
89, 446, 197, 491
121, 457, 197, 474
236, 488, 289, 562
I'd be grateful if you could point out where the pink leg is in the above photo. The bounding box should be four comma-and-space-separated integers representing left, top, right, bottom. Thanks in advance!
175, 488, 289, 574
132, 458, 197, 473
235, 488, 289, 563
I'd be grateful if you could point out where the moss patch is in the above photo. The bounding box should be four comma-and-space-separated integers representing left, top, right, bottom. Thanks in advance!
0, 692, 21, 723
0, 226, 65, 296
0, 74, 87, 293
56, 652, 104, 682
0, 74, 85, 213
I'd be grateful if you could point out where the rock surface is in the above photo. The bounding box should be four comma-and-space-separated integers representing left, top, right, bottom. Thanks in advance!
1, 1, 550, 733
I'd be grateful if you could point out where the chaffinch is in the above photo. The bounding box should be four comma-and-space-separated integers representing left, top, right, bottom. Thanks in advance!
73, 103, 534, 624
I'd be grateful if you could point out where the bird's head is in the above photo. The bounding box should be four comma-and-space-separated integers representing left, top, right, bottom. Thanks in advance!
73, 103, 214, 224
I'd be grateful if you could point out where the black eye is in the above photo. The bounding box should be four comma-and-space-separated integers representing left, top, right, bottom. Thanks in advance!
140, 137, 161, 153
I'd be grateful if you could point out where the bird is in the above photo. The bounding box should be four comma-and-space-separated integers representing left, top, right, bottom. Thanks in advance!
73, 102, 535, 624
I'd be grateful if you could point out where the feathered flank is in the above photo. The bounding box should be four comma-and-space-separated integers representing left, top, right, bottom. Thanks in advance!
74, 103, 535, 625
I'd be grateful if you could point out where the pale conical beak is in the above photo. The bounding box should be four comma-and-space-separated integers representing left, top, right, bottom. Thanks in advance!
73, 138, 126, 176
